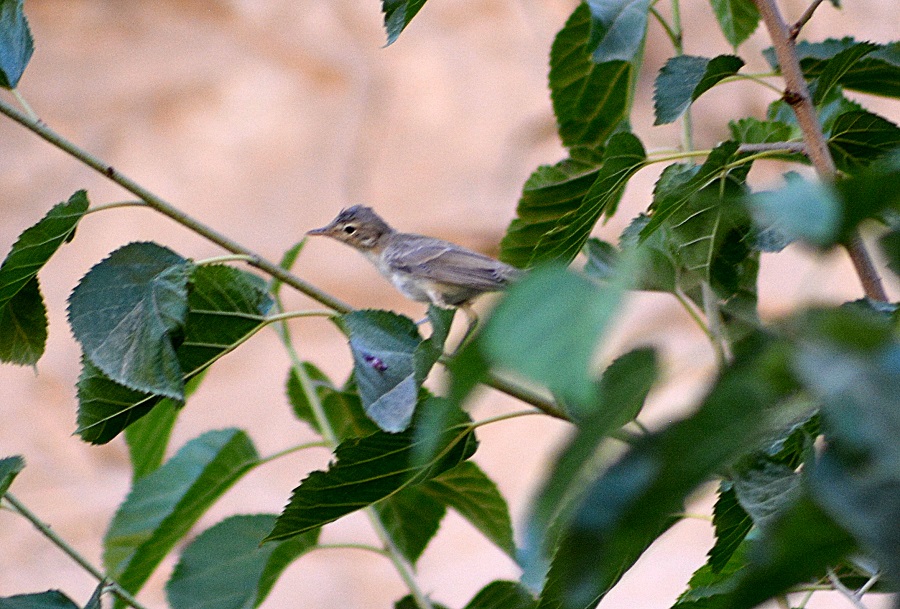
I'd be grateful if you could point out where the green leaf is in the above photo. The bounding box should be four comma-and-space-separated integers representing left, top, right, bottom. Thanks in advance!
812, 42, 878, 105
342, 306, 450, 433
479, 264, 629, 408
728, 117, 797, 145
0, 455, 24, 497
166, 514, 318, 609
0, 591, 79, 609
265, 399, 477, 542
528, 133, 647, 266
83, 583, 103, 609
585, 0, 651, 63
464, 581, 536, 609
76, 264, 273, 444
709, 0, 760, 48
381, 0, 427, 45
520, 348, 659, 586
828, 110, 900, 173
550, 3, 631, 148
287, 365, 380, 440
583, 238, 618, 281
123, 400, 178, 481
0, 191, 88, 365
123, 373, 204, 481
0, 277, 46, 366
674, 541, 749, 607
376, 485, 446, 564
618, 214, 677, 292
500, 149, 605, 268
68, 242, 193, 400
537, 336, 800, 609
0, 0, 33, 89
640, 141, 744, 241
794, 310, 900, 584
395, 597, 451, 609
748, 175, 841, 248
422, 461, 516, 559
713, 491, 857, 609
765, 39, 900, 99
654, 55, 744, 125
708, 485, 752, 573
104, 429, 259, 595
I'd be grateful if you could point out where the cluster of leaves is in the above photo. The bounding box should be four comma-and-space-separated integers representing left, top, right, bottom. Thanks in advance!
2, 1, 900, 609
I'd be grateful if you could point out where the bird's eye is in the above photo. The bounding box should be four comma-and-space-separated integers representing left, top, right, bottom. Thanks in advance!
343, 225, 356, 235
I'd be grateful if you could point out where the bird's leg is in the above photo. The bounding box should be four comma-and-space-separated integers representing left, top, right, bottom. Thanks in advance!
454, 303, 480, 353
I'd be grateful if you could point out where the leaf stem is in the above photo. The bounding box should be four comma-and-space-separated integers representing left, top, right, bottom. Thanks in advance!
10, 88, 38, 121
717, 73, 786, 95
3, 493, 152, 609
753, 0, 887, 301
472, 409, 541, 429
194, 254, 256, 266
648, 6, 679, 49
673, 288, 714, 342
257, 440, 331, 465
85, 200, 148, 214
315, 543, 391, 557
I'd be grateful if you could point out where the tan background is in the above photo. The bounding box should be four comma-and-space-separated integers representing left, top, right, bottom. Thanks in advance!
0, 0, 897, 607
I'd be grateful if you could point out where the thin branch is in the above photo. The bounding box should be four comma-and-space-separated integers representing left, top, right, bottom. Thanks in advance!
0, 96, 353, 314
753, 0, 888, 302
4, 493, 152, 609
738, 142, 808, 154
790, 0, 828, 40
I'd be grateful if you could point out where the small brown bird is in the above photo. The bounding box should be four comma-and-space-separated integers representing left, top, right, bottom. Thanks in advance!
307, 206, 522, 326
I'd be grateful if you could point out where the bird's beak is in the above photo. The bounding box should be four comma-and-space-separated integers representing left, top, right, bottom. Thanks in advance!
306, 225, 331, 237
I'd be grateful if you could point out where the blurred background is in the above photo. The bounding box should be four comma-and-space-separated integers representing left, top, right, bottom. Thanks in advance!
0, 0, 897, 607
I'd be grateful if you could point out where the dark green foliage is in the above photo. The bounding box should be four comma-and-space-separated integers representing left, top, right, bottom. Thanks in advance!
536, 335, 802, 609
265, 400, 477, 542
104, 429, 259, 599
764, 38, 900, 99
0, 455, 24, 497
654, 55, 744, 125
76, 263, 273, 444
550, 4, 632, 149
342, 305, 452, 432
167, 514, 319, 609
0, 191, 88, 365
501, 148, 605, 268
709, 0, 760, 48
0, 591, 80, 609
381, 0, 428, 45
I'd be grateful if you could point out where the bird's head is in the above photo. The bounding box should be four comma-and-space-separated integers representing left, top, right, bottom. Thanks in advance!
307, 205, 394, 251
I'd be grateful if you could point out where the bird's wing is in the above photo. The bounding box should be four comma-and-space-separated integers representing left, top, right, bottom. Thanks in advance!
385, 236, 520, 290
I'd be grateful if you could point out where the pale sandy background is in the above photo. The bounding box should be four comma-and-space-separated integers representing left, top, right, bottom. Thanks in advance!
0, 1, 897, 608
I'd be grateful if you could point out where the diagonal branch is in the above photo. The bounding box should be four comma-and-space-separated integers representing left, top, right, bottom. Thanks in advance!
790, 0, 828, 40
753, 0, 888, 302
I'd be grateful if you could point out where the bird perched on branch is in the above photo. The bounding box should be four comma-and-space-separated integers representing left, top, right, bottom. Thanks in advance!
307, 205, 522, 333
